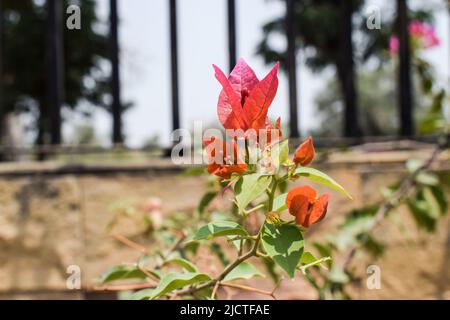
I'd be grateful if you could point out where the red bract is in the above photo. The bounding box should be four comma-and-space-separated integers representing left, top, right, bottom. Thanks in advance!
213, 59, 280, 134
204, 136, 247, 179
286, 185, 330, 228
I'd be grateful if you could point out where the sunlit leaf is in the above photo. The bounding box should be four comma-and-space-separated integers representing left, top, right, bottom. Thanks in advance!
223, 262, 264, 282
150, 272, 211, 300
192, 221, 249, 241
294, 167, 352, 199
131, 288, 154, 300
163, 256, 198, 273
98, 265, 147, 284
299, 252, 331, 274
270, 139, 289, 169
235, 173, 272, 211
273, 193, 287, 212
415, 172, 439, 186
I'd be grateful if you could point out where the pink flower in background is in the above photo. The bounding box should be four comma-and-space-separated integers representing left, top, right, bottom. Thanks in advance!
389, 36, 400, 55
389, 20, 440, 55
144, 197, 163, 229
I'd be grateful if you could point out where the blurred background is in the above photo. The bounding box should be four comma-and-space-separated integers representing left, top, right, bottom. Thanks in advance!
0, 0, 449, 300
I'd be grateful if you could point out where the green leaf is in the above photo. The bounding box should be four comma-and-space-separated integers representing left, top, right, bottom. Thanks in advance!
273, 193, 287, 212
415, 172, 439, 186
429, 185, 448, 215
150, 272, 211, 300
223, 262, 264, 282
300, 252, 318, 265
312, 242, 333, 268
98, 265, 147, 283
163, 256, 198, 273
131, 288, 154, 300
192, 221, 249, 241
262, 258, 280, 283
407, 197, 436, 232
299, 252, 331, 274
270, 140, 289, 168
294, 167, 352, 199
198, 191, 218, 214
261, 223, 304, 278
235, 173, 272, 211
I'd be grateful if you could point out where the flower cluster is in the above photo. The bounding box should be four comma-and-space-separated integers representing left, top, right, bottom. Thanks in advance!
206, 59, 330, 228
389, 20, 440, 55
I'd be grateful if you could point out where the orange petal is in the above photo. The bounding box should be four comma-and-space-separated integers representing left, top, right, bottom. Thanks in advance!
286, 185, 317, 220
293, 136, 315, 166
208, 163, 247, 179
307, 194, 330, 227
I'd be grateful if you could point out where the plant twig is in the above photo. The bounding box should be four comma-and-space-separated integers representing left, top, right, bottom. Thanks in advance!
111, 233, 147, 253
93, 282, 155, 292
220, 282, 276, 299
211, 281, 220, 299
342, 139, 447, 270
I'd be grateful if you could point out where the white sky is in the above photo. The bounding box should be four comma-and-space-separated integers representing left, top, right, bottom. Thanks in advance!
62, 0, 450, 147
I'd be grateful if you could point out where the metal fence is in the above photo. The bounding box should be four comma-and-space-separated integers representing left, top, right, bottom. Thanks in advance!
0, 0, 424, 152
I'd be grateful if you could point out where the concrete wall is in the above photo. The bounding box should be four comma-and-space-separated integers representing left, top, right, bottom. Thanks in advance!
0, 148, 449, 300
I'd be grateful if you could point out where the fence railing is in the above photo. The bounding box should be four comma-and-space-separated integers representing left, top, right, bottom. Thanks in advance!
0, 0, 421, 151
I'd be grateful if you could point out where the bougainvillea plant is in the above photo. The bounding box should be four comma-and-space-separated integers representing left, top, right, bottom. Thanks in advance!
98, 59, 351, 300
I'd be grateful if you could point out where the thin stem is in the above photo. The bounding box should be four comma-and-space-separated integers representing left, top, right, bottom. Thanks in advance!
111, 233, 147, 253
244, 203, 265, 215
174, 176, 280, 298
298, 257, 332, 273
268, 178, 278, 212
211, 281, 220, 299
220, 282, 275, 299
93, 282, 155, 292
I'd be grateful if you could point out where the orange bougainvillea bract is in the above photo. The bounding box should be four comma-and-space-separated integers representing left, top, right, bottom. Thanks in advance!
286, 185, 330, 228
204, 136, 247, 179
294, 136, 315, 166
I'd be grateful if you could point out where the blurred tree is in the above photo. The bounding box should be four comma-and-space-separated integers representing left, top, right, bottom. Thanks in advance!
311, 66, 429, 137
1, 0, 113, 147
257, 0, 433, 137
68, 123, 99, 145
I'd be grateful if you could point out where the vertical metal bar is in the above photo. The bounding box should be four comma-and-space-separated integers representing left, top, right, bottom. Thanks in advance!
286, 0, 299, 138
397, 0, 413, 137
48, 0, 64, 145
227, 0, 237, 72
341, 0, 360, 138
0, 0, 4, 151
169, 0, 180, 133
110, 0, 123, 144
